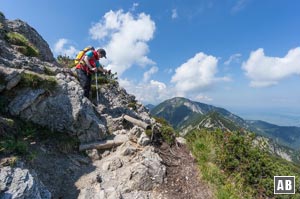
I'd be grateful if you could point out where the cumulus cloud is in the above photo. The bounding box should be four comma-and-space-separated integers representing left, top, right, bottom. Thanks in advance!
242, 47, 300, 87
89, 10, 156, 76
119, 78, 172, 104
143, 66, 158, 82
171, 52, 230, 95
53, 38, 78, 58
172, 9, 178, 19
224, 53, 242, 65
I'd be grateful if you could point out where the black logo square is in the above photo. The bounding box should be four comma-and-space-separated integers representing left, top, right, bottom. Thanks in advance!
274, 176, 295, 194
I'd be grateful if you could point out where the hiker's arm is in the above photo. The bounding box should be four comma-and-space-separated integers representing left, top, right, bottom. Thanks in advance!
95, 61, 108, 74
97, 66, 108, 74
83, 56, 95, 71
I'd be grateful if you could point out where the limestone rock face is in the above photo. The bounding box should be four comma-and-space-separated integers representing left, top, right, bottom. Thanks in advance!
6, 19, 55, 63
0, 167, 51, 199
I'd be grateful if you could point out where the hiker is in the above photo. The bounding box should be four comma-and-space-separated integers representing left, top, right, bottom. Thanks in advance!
75, 48, 109, 98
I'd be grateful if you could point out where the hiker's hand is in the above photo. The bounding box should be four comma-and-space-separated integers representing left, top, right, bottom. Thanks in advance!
92, 68, 97, 73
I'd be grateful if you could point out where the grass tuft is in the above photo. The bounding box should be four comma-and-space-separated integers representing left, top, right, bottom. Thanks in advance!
19, 72, 57, 91
4, 32, 39, 57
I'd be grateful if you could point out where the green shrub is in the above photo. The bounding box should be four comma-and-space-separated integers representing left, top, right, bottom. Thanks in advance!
128, 102, 137, 110
0, 139, 28, 155
145, 129, 152, 137
186, 129, 300, 198
56, 55, 75, 68
44, 66, 56, 76
0, 119, 79, 157
154, 116, 177, 145
154, 116, 170, 126
161, 125, 176, 145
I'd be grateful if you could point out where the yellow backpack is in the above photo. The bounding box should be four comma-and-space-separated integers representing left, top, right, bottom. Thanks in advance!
74, 46, 95, 65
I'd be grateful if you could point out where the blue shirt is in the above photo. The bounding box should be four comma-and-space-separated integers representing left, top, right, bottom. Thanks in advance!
85, 50, 101, 68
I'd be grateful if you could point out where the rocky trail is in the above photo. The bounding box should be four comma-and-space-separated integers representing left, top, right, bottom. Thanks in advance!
1, 128, 213, 199
156, 143, 213, 199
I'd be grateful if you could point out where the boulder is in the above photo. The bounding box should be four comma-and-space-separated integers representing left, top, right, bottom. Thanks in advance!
0, 166, 51, 199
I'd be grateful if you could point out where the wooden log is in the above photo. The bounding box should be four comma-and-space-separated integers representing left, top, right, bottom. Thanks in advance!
123, 115, 151, 130
79, 134, 128, 151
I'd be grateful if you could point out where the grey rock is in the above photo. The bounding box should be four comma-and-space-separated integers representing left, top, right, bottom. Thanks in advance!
102, 157, 123, 171
138, 133, 151, 146
129, 126, 144, 138
77, 142, 166, 197
0, 65, 23, 91
0, 84, 5, 92
0, 166, 51, 199
86, 149, 101, 161
7, 72, 108, 143
9, 89, 46, 116
118, 142, 137, 156
7, 19, 56, 63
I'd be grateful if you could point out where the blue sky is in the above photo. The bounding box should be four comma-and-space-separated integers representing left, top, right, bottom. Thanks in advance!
1, 0, 300, 125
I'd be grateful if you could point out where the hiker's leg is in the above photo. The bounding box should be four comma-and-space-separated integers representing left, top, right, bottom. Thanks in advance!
85, 75, 92, 98
76, 69, 90, 98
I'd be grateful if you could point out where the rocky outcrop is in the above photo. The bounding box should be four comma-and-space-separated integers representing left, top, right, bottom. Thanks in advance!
6, 19, 55, 63
0, 65, 108, 143
0, 167, 51, 199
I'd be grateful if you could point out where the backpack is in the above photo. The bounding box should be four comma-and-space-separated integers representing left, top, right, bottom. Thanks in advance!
74, 46, 95, 65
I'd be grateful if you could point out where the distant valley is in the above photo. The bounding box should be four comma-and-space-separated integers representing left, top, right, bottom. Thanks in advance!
231, 108, 300, 127
149, 97, 300, 162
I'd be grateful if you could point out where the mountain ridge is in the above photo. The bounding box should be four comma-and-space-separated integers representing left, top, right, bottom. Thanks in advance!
150, 97, 300, 157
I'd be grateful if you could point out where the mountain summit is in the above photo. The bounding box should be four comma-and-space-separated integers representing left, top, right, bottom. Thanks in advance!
151, 97, 246, 131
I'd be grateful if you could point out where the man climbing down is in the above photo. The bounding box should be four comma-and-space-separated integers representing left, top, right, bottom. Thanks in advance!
75, 48, 109, 98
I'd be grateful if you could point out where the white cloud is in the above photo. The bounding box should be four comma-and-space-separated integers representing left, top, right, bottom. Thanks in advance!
53, 38, 78, 58
172, 9, 178, 19
171, 52, 230, 95
89, 10, 156, 76
242, 47, 300, 87
224, 53, 242, 65
143, 66, 158, 82
119, 78, 173, 104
